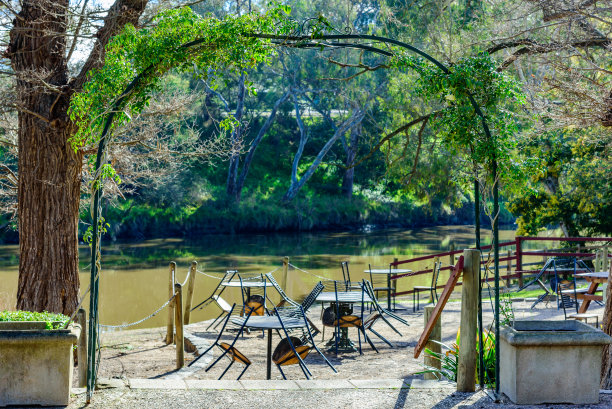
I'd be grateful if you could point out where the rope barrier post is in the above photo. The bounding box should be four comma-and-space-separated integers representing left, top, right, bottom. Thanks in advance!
76, 308, 87, 388
282, 256, 289, 295
166, 262, 176, 345
449, 243, 455, 266
175, 283, 184, 369
184, 261, 197, 325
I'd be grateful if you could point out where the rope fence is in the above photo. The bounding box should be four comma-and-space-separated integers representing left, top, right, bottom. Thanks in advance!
99, 294, 175, 329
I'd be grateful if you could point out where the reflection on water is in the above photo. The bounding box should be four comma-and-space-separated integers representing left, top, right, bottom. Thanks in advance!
0, 225, 518, 329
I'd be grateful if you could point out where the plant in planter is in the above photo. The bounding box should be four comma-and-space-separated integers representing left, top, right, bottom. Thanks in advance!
0, 310, 80, 407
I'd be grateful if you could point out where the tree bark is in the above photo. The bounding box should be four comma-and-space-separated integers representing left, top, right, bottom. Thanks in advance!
601, 264, 612, 388
226, 74, 246, 200
7, 0, 148, 315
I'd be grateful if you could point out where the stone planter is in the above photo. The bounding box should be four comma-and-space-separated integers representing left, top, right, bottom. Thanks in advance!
500, 320, 612, 404
0, 321, 80, 407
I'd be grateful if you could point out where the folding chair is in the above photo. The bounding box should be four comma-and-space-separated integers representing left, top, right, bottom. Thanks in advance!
191, 270, 238, 312
206, 294, 233, 331
368, 264, 395, 310
341, 261, 362, 291
275, 305, 336, 377
558, 280, 600, 327
413, 261, 441, 311
188, 303, 254, 380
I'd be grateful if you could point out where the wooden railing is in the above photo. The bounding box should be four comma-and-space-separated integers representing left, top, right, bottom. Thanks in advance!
389, 236, 612, 297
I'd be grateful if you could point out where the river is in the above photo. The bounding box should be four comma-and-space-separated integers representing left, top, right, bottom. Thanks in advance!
0, 225, 519, 329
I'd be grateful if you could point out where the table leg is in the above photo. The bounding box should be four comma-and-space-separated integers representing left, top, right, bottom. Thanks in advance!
266, 328, 272, 380
578, 282, 599, 314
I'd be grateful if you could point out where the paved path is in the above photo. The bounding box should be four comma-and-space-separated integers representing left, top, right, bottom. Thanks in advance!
70, 379, 612, 409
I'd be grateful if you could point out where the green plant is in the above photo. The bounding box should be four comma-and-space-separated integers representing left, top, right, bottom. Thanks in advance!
0, 310, 69, 330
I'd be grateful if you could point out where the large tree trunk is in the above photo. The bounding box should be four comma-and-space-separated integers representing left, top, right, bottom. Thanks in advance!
600, 264, 612, 388
7, 0, 147, 315
9, 0, 81, 315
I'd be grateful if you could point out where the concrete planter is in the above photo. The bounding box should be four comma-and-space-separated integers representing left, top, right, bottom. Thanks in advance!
500, 320, 612, 404
0, 321, 80, 407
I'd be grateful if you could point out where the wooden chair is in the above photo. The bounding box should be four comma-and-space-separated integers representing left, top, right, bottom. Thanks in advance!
413, 261, 441, 312
558, 281, 600, 327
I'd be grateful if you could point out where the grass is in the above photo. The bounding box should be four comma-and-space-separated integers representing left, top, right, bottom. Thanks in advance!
0, 310, 69, 329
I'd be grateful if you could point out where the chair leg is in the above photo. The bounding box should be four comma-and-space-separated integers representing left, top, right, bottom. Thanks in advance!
189, 342, 216, 367
413, 291, 416, 312
311, 343, 337, 373
206, 311, 225, 331
379, 314, 402, 336
219, 359, 234, 380
369, 328, 394, 348
357, 327, 363, 355
237, 363, 250, 380
277, 364, 287, 380
362, 327, 378, 353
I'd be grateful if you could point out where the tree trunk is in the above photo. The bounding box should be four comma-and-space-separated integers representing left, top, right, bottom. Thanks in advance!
341, 124, 360, 198
7, 0, 148, 315
9, 0, 82, 315
600, 264, 612, 388
226, 74, 246, 200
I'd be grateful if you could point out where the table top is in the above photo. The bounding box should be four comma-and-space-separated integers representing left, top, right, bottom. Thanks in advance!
576, 271, 609, 280
221, 281, 274, 288
367, 269, 411, 274
231, 316, 305, 330
316, 291, 373, 303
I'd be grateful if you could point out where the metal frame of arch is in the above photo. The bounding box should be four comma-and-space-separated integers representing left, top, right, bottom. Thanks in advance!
87, 30, 501, 399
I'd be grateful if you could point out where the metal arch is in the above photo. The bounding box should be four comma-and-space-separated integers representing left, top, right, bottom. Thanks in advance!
87, 30, 501, 398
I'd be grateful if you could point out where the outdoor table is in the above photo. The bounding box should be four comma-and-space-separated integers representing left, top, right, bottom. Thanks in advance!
316, 291, 373, 352
221, 280, 273, 300
575, 271, 607, 313
231, 315, 306, 380
366, 269, 411, 310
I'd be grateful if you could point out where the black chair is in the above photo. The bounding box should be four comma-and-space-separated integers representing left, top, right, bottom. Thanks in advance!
412, 261, 441, 312
206, 294, 233, 331
189, 303, 254, 380
558, 280, 600, 327
368, 264, 394, 309
191, 269, 238, 312
362, 279, 407, 337
321, 280, 377, 355
341, 261, 362, 291
238, 273, 268, 317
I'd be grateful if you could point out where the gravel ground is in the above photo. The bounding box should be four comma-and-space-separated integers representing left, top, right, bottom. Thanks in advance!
92, 296, 605, 382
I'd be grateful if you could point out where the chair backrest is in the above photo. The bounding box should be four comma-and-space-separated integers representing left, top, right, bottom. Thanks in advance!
341, 261, 351, 286
266, 273, 297, 306
212, 294, 232, 313
431, 261, 441, 288
301, 281, 324, 313
557, 281, 579, 318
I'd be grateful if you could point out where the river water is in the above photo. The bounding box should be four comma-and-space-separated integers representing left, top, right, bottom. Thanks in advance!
0, 225, 518, 329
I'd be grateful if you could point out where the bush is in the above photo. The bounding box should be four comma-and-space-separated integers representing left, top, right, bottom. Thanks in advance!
0, 310, 69, 329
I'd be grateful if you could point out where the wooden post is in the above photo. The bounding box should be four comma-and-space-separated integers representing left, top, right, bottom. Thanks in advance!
174, 283, 184, 369
506, 250, 511, 288
76, 308, 87, 388
165, 262, 176, 345
449, 243, 455, 266
184, 261, 197, 325
457, 249, 480, 392
604, 247, 609, 272
424, 305, 441, 380
515, 237, 523, 288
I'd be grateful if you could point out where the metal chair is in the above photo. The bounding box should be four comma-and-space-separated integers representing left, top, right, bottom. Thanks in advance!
412, 261, 441, 312
362, 279, 407, 336
368, 264, 394, 309
558, 280, 600, 327
341, 261, 362, 291
189, 303, 254, 380
191, 270, 238, 312
206, 294, 233, 331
